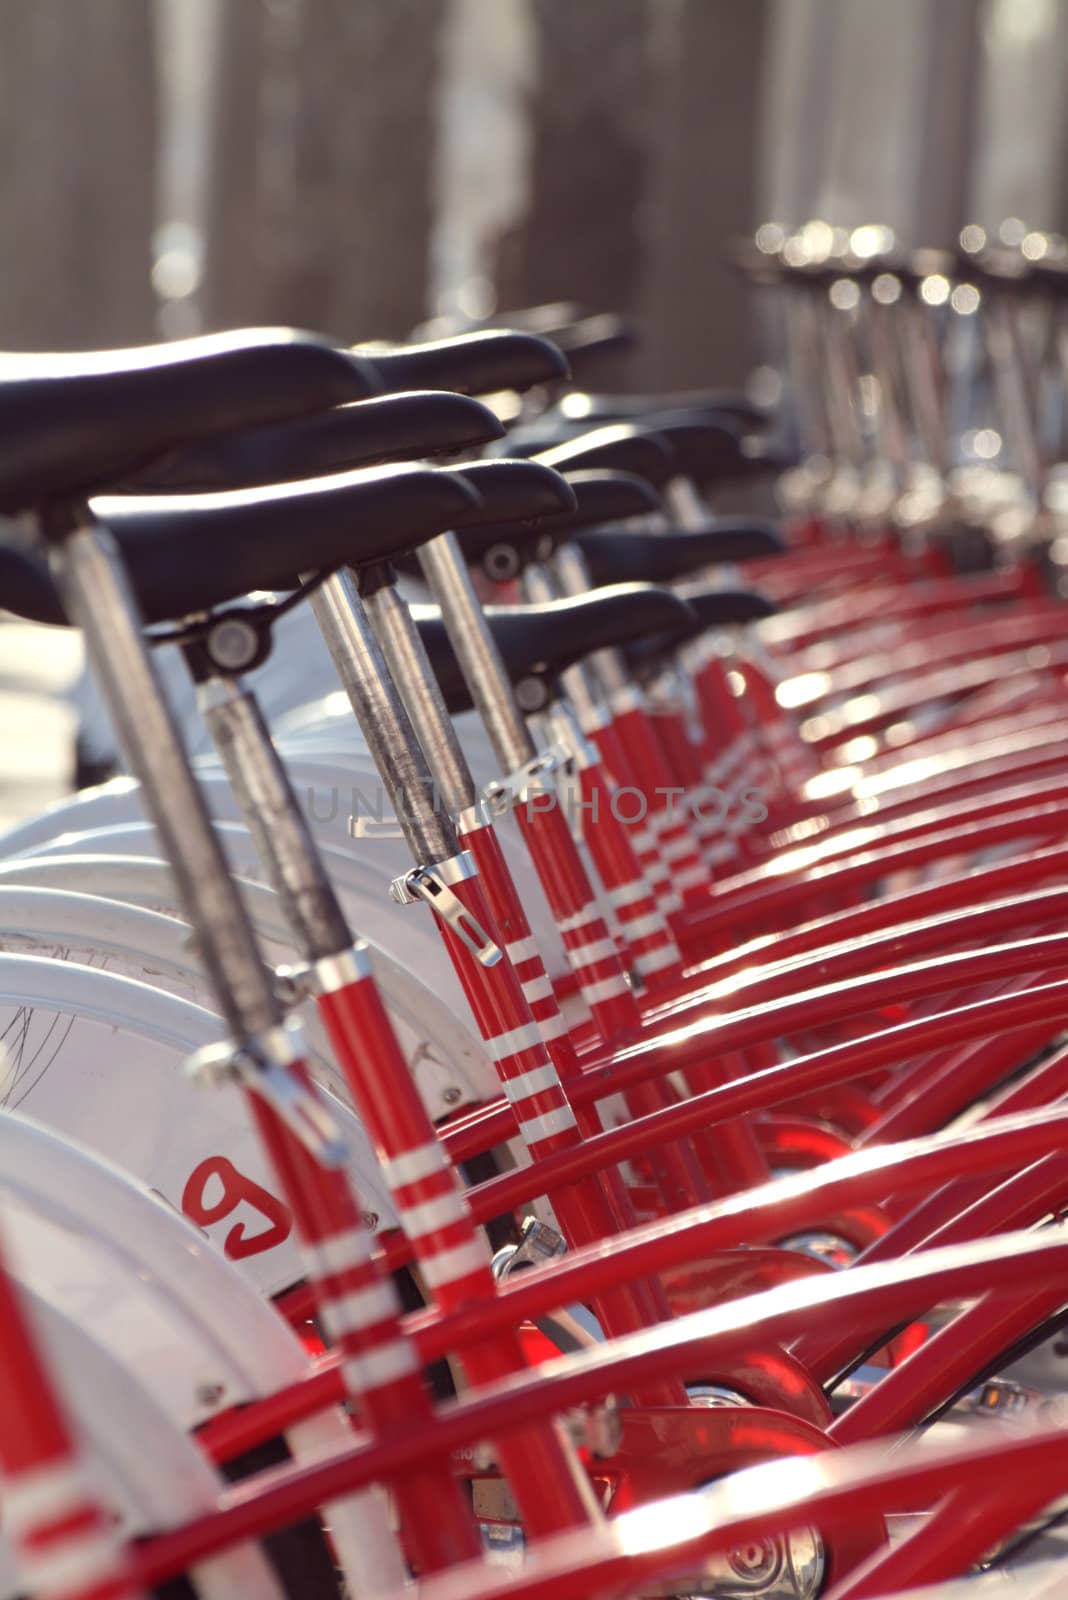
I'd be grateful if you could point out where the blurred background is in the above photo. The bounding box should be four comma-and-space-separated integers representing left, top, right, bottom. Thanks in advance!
2, 0, 1065, 821
6, 0, 1063, 385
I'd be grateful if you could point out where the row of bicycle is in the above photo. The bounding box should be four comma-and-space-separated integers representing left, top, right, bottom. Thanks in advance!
0, 228, 1066, 1598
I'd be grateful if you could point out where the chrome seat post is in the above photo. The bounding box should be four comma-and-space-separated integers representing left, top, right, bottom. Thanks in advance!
417, 530, 541, 776
183, 626, 352, 966
47, 512, 282, 1045
42, 509, 491, 1578
359, 565, 589, 1085
308, 566, 461, 866
359, 567, 480, 828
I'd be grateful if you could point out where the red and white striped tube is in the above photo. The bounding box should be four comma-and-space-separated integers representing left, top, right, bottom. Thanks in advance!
736, 641, 821, 796
585, 715, 684, 919
572, 760, 683, 988
692, 650, 766, 869
649, 699, 744, 878
421, 853, 688, 1376
243, 1039, 481, 1573
456, 813, 677, 1318
0, 1238, 141, 1600
310, 944, 597, 1536
508, 797, 710, 1213
723, 648, 815, 811
604, 692, 712, 911
459, 812, 572, 1054
514, 794, 639, 1041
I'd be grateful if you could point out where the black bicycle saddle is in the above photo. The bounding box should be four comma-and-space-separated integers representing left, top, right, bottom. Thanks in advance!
412, 306, 636, 373
412, 583, 696, 714
679, 582, 778, 627
119, 390, 505, 494
0, 329, 380, 517
452, 459, 577, 531
83, 465, 479, 624
512, 424, 675, 486
571, 521, 785, 585
454, 469, 661, 578
621, 583, 778, 674
354, 330, 569, 397
4, 459, 570, 627
555, 388, 769, 431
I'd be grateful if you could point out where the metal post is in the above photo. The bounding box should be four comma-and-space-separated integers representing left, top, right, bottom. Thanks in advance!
361, 574, 479, 824
417, 531, 538, 773
53, 521, 280, 1042
308, 567, 460, 865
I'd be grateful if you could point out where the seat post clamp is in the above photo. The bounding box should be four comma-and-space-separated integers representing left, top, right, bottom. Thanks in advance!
481, 741, 573, 817
490, 1215, 567, 1281
185, 1020, 350, 1168
547, 703, 600, 772
389, 853, 502, 968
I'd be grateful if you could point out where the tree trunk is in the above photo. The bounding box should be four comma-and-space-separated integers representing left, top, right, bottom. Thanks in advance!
637, 0, 770, 391
0, 0, 157, 348
493, 0, 654, 334
201, 0, 443, 342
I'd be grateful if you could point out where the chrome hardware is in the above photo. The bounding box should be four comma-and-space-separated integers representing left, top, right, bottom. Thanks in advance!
547, 700, 601, 770
490, 1215, 567, 1281
390, 862, 501, 967
389, 850, 477, 899
186, 1021, 350, 1167
778, 1231, 859, 1268
309, 946, 375, 993
481, 743, 572, 815
206, 613, 262, 673
490, 1218, 601, 1356
686, 1384, 752, 1409
677, 1386, 826, 1598
971, 1377, 1044, 1422
348, 813, 405, 840
273, 961, 313, 1008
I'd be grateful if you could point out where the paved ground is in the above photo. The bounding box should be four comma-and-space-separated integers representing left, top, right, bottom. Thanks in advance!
0, 621, 82, 830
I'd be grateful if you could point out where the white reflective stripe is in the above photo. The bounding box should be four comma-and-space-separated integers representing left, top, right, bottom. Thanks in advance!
703, 751, 737, 785
342, 1341, 418, 1393
634, 945, 681, 976
692, 822, 729, 846
659, 890, 684, 914
521, 973, 555, 1004
660, 833, 699, 862
381, 1142, 447, 1188
2, 1461, 87, 1533
726, 811, 752, 838
674, 864, 708, 893
607, 879, 649, 910
649, 808, 681, 837
621, 911, 670, 942
705, 732, 753, 784
536, 1010, 570, 1042
567, 937, 619, 969
519, 1105, 579, 1143
505, 935, 541, 967
558, 903, 600, 935
629, 828, 657, 856
305, 1224, 373, 1280
582, 975, 631, 1005
419, 1237, 489, 1288
703, 838, 737, 865
398, 1189, 468, 1239
502, 1062, 562, 1101
16, 1532, 121, 1595
609, 685, 643, 715
322, 1281, 400, 1339
486, 1021, 544, 1061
